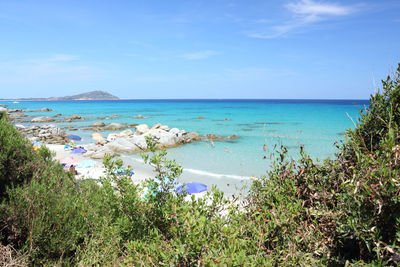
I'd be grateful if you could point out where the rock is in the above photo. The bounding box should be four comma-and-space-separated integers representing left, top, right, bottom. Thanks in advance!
197, 117, 206, 119
181, 132, 200, 143
17, 124, 65, 144
169, 128, 180, 135
31, 116, 55, 123
52, 113, 62, 118
65, 115, 83, 120
7, 109, 23, 113
135, 124, 149, 135
106, 138, 139, 153
128, 135, 147, 150
120, 129, 134, 136
87, 147, 119, 159
0, 107, 7, 112
36, 108, 52, 112
91, 121, 105, 127
112, 114, 118, 117
151, 123, 162, 129
104, 123, 125, 131
14, 124, 25, 129
9, 112, 28, 118
133, 114, 150, 119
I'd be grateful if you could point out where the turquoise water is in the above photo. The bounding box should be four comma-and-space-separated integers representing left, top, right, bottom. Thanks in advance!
2, 100, 368, 178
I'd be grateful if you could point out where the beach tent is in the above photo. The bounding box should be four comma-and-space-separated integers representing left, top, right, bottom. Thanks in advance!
176, 182, 207, 194
70, 147, 87, 154
66, 135, 82, 141
114, 168, 134, 176
76, 159, 96, 168
60, 156, 78, 165
92, 133, 105, 142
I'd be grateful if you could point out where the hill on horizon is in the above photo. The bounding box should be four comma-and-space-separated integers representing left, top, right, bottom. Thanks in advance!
1, 90, 120, 101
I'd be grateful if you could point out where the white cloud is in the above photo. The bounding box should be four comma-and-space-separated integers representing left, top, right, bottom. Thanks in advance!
183, 50, 218, 60
248, 0, 357, 39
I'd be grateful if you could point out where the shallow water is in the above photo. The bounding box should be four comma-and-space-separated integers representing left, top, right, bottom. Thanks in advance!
3, 99, 368, 180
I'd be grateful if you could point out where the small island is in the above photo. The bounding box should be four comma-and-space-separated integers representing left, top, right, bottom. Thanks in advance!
0, 90, 119, 101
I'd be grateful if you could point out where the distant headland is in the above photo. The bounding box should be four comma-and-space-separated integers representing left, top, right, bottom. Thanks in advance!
0, 90, 119, 101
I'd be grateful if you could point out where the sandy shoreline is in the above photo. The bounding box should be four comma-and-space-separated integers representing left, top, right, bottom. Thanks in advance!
46, 143, 250, 197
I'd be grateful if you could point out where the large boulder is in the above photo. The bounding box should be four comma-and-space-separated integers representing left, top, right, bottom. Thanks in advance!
106, 138, 139, 153
0, 107, 7, 112
135, 124, 149, 135
128, 135, 147, 150
31, 116, 55, 123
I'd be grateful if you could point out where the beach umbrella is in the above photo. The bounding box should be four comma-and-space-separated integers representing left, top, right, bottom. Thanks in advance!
92, 133, 105, 142
176, 182, 207, 194
76, 159, 97, 168
66, 134, 81, 141
114, 168, 134, 176
70, 147, 87, 154
60, 156, 78, 165
32, 141, 42, 147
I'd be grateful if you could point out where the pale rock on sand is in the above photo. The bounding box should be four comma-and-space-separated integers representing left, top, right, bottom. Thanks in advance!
135, 124, 149, 134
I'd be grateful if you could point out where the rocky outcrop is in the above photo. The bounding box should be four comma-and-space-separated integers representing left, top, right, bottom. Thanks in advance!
31, 116, 56, 123
135, 124, 150, 134
36, 108, 52, 112
65, 115, 83, 122
83, 123, 200, 159
133, 114, 150, 119
104, 123, 125, 131
0, 107, 7, 112
52, 113, 62, 118
91, 121, 105, 127
18, 124, 66, 144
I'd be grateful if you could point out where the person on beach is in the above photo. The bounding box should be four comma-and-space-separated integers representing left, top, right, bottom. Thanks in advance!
263, 144, 266, 151
69, 165, 78, 175
210, 140, 215, 147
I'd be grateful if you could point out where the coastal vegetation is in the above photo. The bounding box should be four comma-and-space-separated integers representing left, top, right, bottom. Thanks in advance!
0, 64, 399, 266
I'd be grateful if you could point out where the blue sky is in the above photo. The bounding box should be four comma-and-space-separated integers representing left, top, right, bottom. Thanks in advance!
0, 0, 399, 99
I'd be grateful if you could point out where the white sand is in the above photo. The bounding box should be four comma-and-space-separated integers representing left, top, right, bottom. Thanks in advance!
46, 144, 155, 183
46, 144, 209, 201
46, 143, 249, 199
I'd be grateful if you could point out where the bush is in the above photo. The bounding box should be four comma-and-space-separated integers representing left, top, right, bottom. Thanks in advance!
0, 64, 399, 265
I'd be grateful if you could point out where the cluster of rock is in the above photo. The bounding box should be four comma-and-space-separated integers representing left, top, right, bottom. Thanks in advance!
85, 122, 139, 131
84, 123, 200, 159
17, 124, 66, 144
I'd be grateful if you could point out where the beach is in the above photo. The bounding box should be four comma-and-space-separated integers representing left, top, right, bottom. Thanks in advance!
2, 99, 367, 196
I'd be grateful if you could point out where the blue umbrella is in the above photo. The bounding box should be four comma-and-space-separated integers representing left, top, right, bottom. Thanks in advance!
76, 159, 96, 168
176, 182, 207, 194
70, 147, 87, 154
32, 141, 42, 146
67, 135, 81, 141
114, 168, 135, 176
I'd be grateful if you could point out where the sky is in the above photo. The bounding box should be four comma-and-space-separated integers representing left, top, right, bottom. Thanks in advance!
0, 0, 399, 99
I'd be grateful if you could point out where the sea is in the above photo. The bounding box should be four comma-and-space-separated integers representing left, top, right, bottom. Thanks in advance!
2, 99, 369, 193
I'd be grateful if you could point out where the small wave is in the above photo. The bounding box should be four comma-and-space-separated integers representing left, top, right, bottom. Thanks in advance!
184, 168, 250, 180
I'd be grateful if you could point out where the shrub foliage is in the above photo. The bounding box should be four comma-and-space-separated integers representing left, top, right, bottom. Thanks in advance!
0, 64, 399, 266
